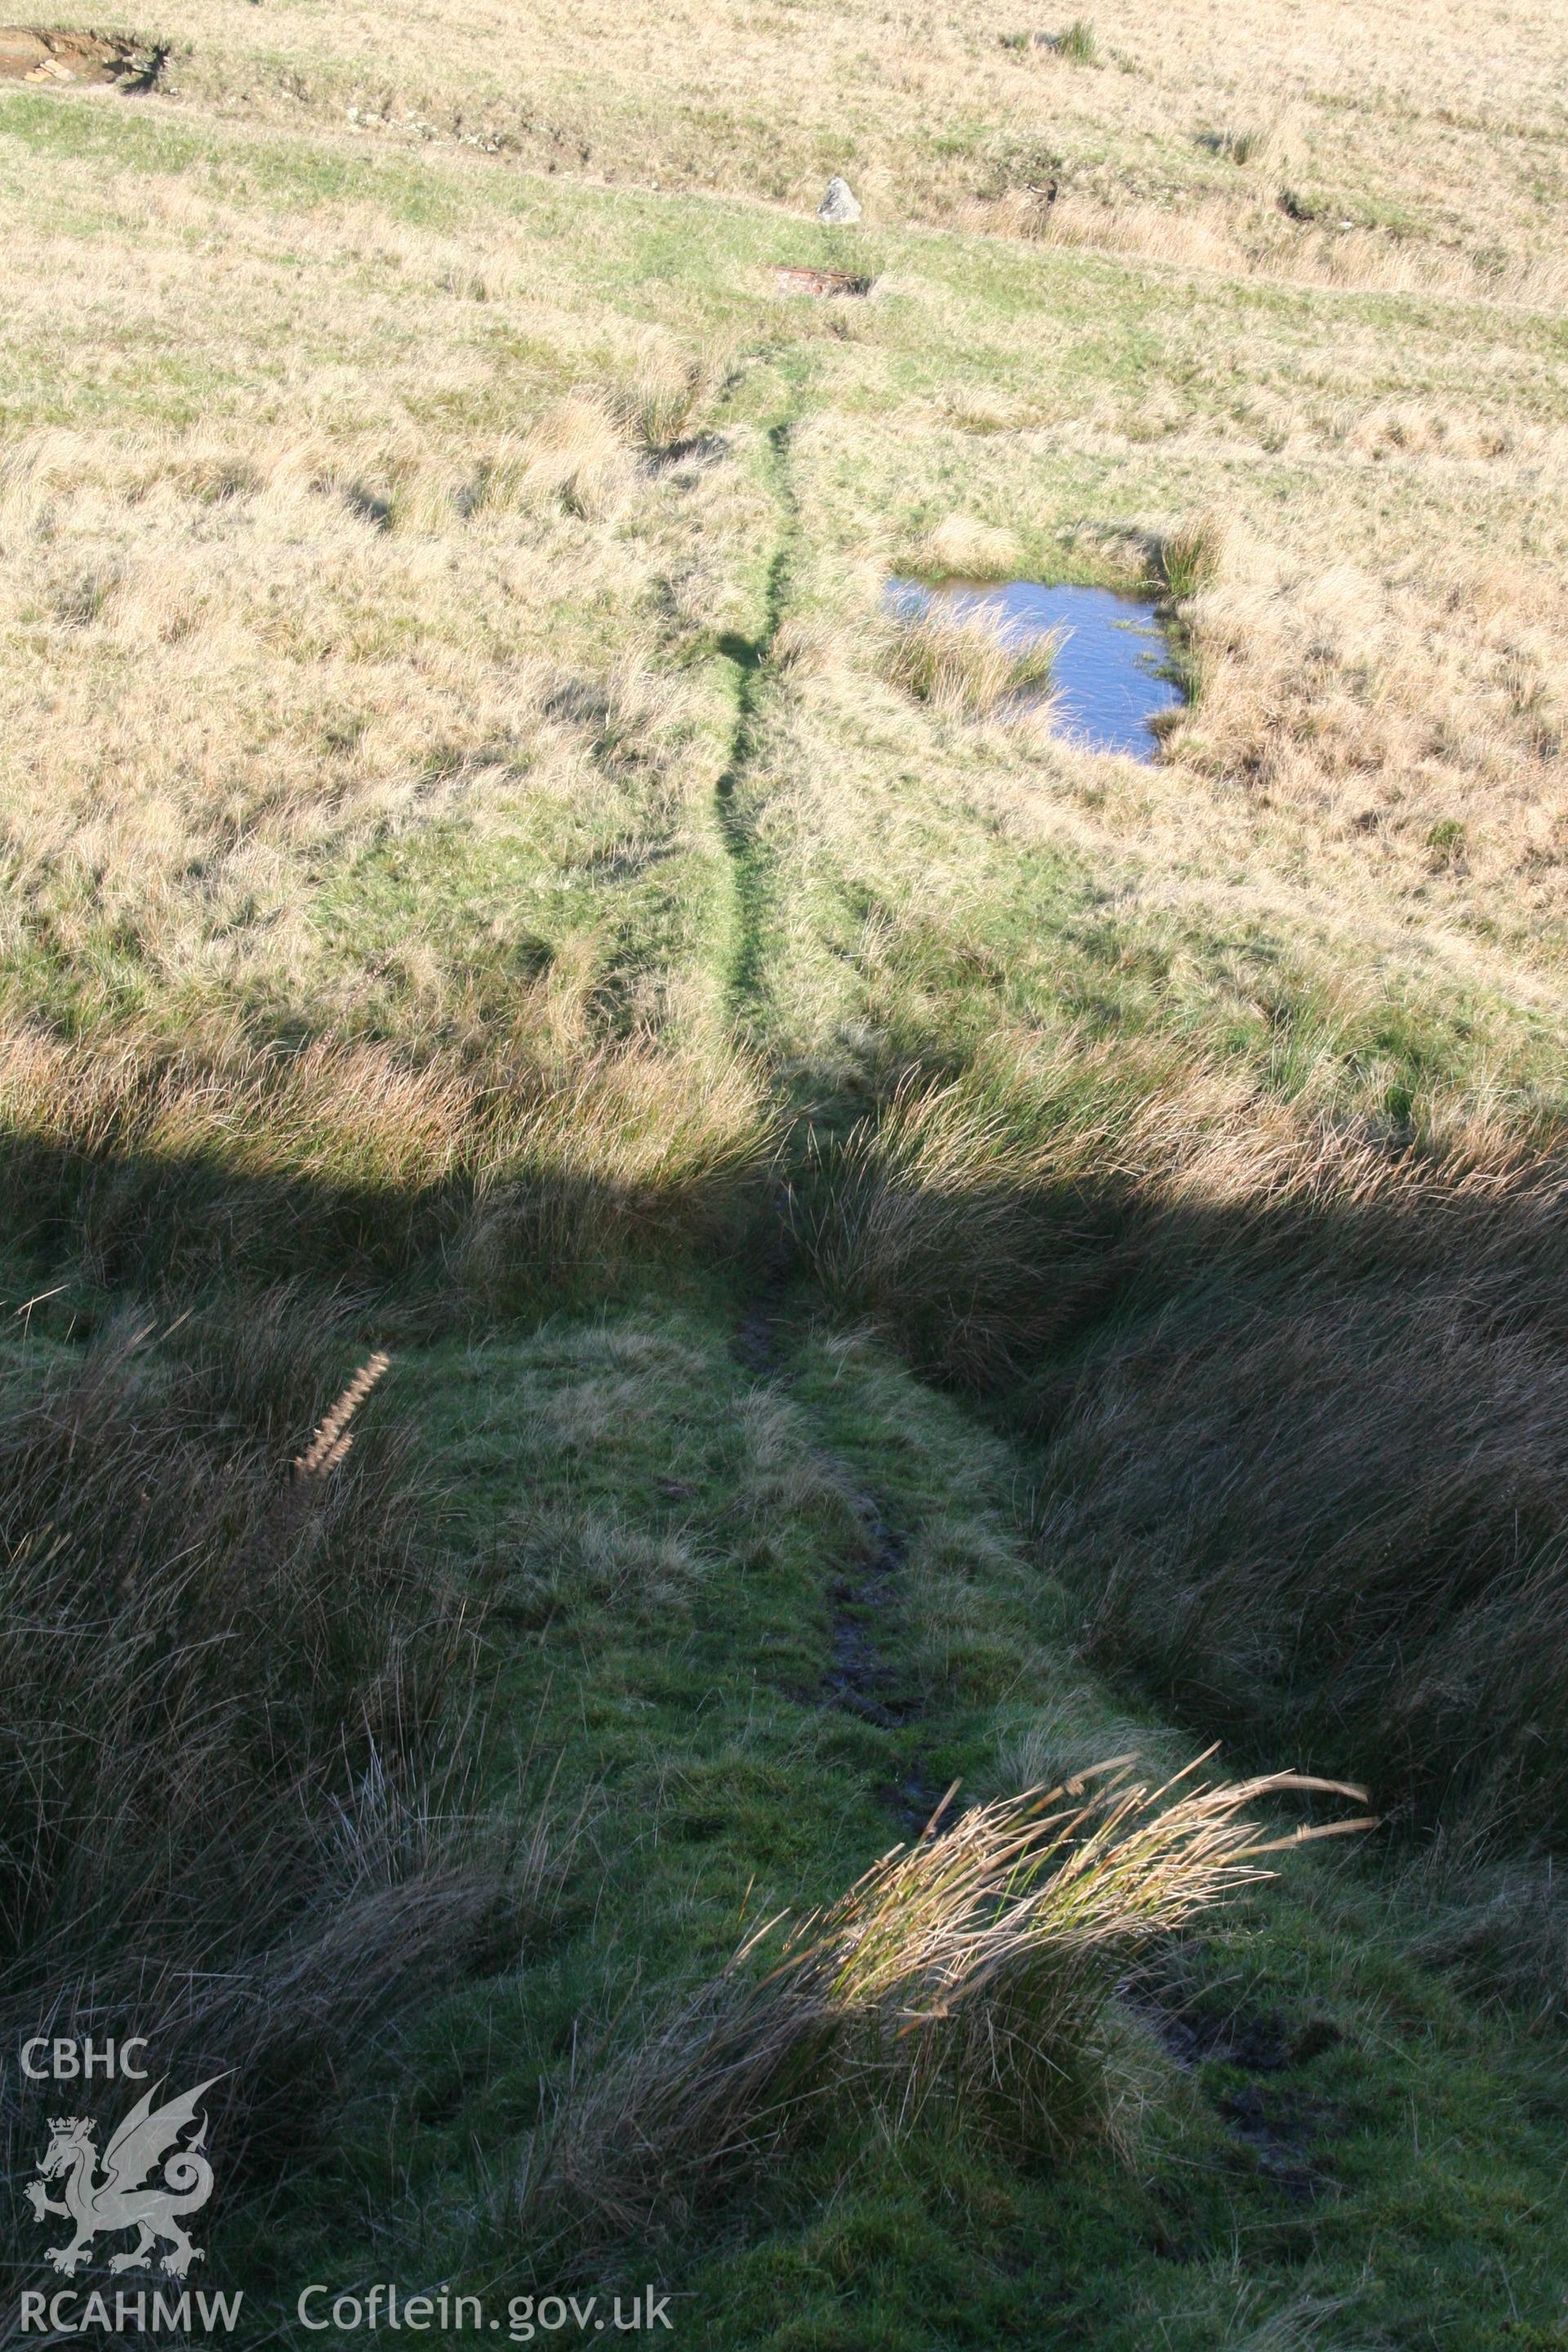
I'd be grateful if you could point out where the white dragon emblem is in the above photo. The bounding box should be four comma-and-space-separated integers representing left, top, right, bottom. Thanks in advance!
24, 2076, 222, 2278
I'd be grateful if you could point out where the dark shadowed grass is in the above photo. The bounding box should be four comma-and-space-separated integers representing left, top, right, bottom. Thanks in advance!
790, 1053, 1568, 1859
0, 1294, 564, 2260
0, 1023, 777, 1303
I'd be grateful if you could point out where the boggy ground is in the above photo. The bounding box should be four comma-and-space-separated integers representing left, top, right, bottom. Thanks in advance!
2, 14, 1568, 2350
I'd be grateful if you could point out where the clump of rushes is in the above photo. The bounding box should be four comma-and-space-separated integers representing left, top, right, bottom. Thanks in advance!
1053, 17, 1098, 65
1160, 510, 1227, 599
881, 608, 1060, 718
1217, 122, 1270, 166
618, 342, 724, 456
514, 1757, 1370, 2263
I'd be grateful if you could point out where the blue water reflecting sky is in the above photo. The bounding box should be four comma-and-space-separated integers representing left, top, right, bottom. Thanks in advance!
887, 577, 1183, 761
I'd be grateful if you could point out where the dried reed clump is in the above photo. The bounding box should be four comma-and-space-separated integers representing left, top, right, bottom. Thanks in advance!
292, 1350, 390, 1477
514, 1758, 1368, 2261
1160, 510, 1228, 601
791, 1039, 1302, 1387
768, 612, 840, 679
880, 609, 1059, 719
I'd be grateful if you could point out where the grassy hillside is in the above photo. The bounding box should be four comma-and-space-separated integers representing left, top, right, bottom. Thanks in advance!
3, 7, 1568, 2346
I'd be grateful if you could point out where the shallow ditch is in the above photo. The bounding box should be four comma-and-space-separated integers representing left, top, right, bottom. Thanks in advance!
888, 575, 1185, 760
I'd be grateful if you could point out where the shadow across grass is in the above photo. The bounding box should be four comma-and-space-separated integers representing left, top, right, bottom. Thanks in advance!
7, 1033, 1568, 1864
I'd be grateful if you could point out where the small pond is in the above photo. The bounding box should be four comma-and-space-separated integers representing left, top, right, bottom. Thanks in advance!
886, 577, 1184, 761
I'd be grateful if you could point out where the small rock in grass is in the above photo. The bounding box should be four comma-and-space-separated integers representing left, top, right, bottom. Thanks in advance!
818, 176, 862, 225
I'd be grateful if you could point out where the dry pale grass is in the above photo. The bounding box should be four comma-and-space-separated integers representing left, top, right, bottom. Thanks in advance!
0, 1019, 778, 1291
1158, 524, 1568, 938
52, 0, 1568, 306
904, 513, 1022, 580
0, 381, 751, 1067
514, 1757, 1367, 2261
1032, 191, 1568, 310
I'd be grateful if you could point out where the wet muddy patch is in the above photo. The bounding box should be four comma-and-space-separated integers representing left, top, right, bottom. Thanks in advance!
0, 27, 163, 87
1132, 1984, 1348, 2202
886, 576, 1184, 760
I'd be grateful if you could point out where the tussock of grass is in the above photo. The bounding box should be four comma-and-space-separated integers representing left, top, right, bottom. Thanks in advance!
1051, 18, 1099, 66
1160, 510, 1228, 601
795, 1069, 1098, 1386
496, 1502, 710, 1627
1204, 122, 1280, 169
514, 1758, 1367, 2262
617, 340, 728, 456
906, 513, 1022, 579
1052, 1241, 1568, 1843
880, 609, 1059, 719
512, 394, 633, 522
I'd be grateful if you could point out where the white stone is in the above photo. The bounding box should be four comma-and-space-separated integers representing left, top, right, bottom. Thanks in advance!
817, 176, 862, 225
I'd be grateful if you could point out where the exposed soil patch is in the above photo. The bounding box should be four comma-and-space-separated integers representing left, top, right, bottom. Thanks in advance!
1131, 1985, 1347, 2201
875, 1762, 950, 1836
773, 265, 875, 298
1218, 2081, 1344, 2203
0, 27, 163, 87
826, 1498, 917, 1729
